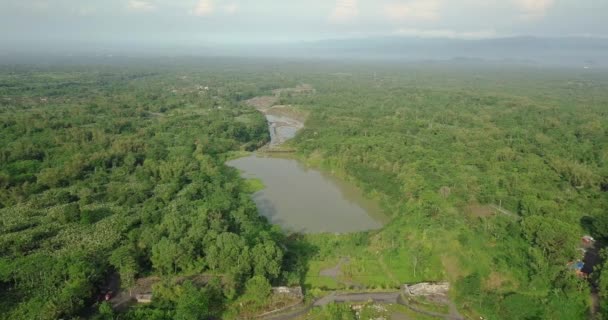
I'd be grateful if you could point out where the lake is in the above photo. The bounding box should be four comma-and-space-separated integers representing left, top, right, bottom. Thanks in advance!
228, 154, 385, 233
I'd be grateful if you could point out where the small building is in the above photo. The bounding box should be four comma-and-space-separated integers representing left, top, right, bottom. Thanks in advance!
582, 235, 595, 244
135, 293, 153, 303
568, 261, 587, 278
572, 261, 584, 271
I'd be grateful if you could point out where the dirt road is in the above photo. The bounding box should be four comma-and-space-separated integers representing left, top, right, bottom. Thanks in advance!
261, 290, 464, 320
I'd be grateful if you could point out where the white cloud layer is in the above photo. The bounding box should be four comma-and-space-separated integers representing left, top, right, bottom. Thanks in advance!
193, 0, 213, 16
384, 0, 441, 21
127, 0, 156, 12
330, 0, 359, 23
514, 0, 555, 18
223, 3, 239, 15
2, 0, 606, 44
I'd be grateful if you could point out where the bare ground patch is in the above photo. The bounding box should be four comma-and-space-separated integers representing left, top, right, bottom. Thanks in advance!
319, 257, 350, 278
245, 96, 278, 110
484, 272, 508, 291
466, 203, 495, 218
441, 255, 464, 281
265, 105, 308, 123
272, 84, 315, 96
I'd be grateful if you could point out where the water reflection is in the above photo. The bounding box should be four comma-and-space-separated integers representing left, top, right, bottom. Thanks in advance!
228, 154, 385, 234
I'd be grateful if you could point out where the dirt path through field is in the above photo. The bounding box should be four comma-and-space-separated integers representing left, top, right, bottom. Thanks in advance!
262, 291, 463, 320
319, 257, 350, 278
378, 254, 399, 285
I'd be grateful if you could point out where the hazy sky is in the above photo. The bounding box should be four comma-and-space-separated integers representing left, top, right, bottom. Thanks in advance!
1, 0, 607, 47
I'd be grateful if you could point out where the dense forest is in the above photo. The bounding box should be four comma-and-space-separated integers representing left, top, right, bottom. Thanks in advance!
284, 65, 608, 319
0, 64, 291, 319
0, 60, 607, 319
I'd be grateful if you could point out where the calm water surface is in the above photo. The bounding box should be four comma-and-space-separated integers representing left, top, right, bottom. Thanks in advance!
228, 154, 385, 233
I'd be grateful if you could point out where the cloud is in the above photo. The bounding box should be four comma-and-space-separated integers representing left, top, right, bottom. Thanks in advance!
193, 0, 213, 16
223, 3, 239, 15
24, 1, 50, 12
395, 28, 497, 39
384, 0, 441, 21
73, 7, 96, 16
514, 0, 554, 18
127, 0, 156, 12
330, 0, 359, 23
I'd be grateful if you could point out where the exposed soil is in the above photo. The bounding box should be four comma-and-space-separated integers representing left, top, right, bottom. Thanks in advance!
390, 312, 413, 320
464, 202, 518, 219
245, 96, 278, 110
466, 203, 495, 218
109, 276, 160, 311
484, 271, 509, 290
441, 255, 464, 281
319, 257, 350, 278
271, 84, 315, 96
266, 114, 304, 147
314, 291, 401, 306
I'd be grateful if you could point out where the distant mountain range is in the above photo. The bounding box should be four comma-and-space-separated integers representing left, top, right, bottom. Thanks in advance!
286, 36, 608, 67
2, 36, 607, 67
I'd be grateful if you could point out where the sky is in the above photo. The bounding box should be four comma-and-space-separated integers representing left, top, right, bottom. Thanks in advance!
1, 0, 607, 48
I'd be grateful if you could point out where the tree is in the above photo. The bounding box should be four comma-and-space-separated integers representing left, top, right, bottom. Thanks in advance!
243, 275, 271, 306
109, 246, 139, 295
97, 301, 114, 320
251, 240, 283, 280
521, 216, 578, 263
151, 238, 183, 275
175, 281, 210, 320
205, 232, 250, 276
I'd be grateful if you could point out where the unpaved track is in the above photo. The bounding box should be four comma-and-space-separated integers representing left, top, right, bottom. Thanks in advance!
313, 291, 401, 306
319, 257, 349, 278
397, 295, 463, 320
261, 292, 464, 320
261, 292, 402, 320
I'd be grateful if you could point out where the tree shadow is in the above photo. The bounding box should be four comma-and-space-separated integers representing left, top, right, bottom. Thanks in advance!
251, 197, 318, 293
280, 233, 319, 294
580, 216, 596, 235
579, 216, 604, 294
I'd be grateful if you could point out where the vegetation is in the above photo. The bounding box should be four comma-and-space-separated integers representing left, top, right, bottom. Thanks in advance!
0, 64, 285, 319
0, 60, 607, 319
283, 64, 608, 319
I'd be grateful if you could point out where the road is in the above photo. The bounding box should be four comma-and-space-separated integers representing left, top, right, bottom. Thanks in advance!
261, 291, 464, 320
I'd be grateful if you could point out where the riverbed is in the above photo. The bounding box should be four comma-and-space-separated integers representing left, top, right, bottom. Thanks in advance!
266, 114, 303, 146
231, 91, 385, 233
